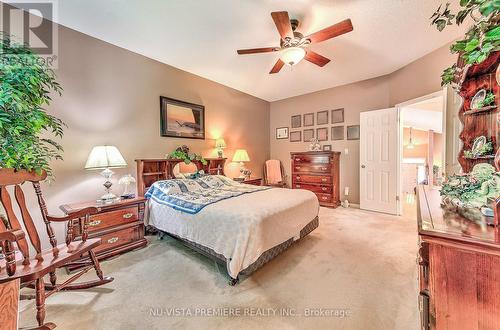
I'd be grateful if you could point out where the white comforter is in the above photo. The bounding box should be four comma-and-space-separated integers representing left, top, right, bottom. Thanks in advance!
146, 187, 319, 278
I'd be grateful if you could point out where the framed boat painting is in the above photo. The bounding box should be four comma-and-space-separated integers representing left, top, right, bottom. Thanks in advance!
160, 96, 205, 139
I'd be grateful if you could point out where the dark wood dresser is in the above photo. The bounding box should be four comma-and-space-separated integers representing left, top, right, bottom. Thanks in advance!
60, 198, 147, 270
417, 185, 500, 329
290, 151, 340, 208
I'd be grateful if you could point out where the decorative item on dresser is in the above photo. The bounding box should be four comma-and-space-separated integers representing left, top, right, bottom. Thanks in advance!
135, 158, 226, 196
291, 151, 340, 207
60, 197, 147, 271
215, 138, 227, 158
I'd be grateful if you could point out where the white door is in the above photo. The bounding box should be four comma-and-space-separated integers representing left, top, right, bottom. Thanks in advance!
360, 108, 399, 215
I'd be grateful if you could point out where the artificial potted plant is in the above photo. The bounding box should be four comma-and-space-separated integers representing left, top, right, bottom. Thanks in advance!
0, 34, 65, 177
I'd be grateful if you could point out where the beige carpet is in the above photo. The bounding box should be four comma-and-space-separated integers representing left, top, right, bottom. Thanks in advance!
19, 207, 419, 330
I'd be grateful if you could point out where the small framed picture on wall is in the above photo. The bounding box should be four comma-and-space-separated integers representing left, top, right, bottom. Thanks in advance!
317, 127, 328, 141
276, 127, 289, 139
331, 108, 344, 124
317, 110, 329, 125
331, 126, 344, 140
303, 129, 314, 142
347, 125, 360, 140
304, 113, 314, 127
323, 144, 332, 151
290, 131, 302, 142
291, 115, 301, 128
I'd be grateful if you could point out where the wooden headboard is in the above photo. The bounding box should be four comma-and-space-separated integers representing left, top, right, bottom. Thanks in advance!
135, 158, 226, 196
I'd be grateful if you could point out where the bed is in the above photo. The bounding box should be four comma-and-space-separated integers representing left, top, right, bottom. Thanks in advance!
140, 161, 319, 285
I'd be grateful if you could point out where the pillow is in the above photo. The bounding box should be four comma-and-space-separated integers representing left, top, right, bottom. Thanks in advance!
153, 179, 203, 194
196, 175, 235, 188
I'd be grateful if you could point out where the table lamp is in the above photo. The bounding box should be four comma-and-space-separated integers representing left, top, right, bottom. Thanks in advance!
232, 149, 251, 179
215, 138, 227, 158
85, 146, 127, 202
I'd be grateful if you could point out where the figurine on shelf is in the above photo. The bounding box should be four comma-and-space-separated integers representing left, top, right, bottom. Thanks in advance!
309, 138, 321, 151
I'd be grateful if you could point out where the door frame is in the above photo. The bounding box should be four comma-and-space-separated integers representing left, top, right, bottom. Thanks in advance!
395, 88, 447, 215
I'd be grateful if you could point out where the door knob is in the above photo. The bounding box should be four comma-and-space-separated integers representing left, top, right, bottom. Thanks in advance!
361, 165, 366, 168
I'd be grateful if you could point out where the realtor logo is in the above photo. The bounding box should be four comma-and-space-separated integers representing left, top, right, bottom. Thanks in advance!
1, 0, 58, 66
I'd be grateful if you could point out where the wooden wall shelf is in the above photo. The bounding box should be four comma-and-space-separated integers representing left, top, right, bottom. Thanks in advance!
458, 51, 499, 173
463, 105, 497, 115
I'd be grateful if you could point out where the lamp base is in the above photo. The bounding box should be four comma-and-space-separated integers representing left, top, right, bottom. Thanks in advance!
99, 168, 118, 203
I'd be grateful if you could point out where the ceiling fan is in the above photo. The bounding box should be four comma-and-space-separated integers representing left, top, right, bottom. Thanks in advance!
237, 11, 353, 74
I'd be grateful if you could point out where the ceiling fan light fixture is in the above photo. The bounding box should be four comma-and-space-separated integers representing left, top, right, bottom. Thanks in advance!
280, 47, 306, 66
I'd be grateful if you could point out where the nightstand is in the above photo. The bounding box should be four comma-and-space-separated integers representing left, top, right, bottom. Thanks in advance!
239, 177, 263, 186
60, 197, 147, 271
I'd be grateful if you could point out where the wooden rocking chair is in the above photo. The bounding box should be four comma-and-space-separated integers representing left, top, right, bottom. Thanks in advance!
0, 169, 113, 329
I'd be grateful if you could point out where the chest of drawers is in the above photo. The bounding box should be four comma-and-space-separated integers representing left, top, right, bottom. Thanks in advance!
290, 151, 340, 208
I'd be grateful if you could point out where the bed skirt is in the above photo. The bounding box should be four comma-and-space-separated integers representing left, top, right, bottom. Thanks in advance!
158, 216, 319, 285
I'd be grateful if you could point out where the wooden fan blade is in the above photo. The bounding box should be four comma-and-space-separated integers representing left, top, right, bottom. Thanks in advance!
305, 19, 353, 44
237, 47, 280, 55
269, 59, 285, 74
271, 11, 293, 40
305, 51, 331, 67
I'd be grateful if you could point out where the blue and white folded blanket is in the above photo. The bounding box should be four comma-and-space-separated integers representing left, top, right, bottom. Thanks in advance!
145, 175, 270, 214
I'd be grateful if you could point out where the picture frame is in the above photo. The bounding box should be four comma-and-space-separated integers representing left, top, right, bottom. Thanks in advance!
276, 127, 289, 139
331, 108, 344, 124
317, 127, 328, 141
291, 115, 302, 128
347, 125, 360, 140
290, 131, 302, 142
304, 113, 314, 127
331, 126, 344, 140
317, 110, 329, 125
303, 129, 314, 142
323, 144, 332, 151
160, 96, 205, 139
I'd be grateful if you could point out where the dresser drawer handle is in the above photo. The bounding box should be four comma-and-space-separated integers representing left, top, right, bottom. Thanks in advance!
88, 220, 101, 227
122, 213, 134, 219
321, 196, 328, 201
107, 237, 119, 244
321, 178, 327, 182
322, 187, 327, 191
295, 166, 301, 170
296, 185, 301, 188
295, 158, 301, 162
296, 176, 301, 180
321, 167, 327, 171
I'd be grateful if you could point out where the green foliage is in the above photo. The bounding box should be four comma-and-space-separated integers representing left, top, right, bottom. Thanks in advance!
166, 145, 207, 165
0, 35, 65, 176
431, 0, 500, 86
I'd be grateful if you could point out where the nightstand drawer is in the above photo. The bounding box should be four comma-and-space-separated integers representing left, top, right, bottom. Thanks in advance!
94, 225, 140, 254
86, 207, 138, 232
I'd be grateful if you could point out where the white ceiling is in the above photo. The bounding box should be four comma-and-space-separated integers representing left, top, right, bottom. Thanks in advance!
35, 0, 467, 101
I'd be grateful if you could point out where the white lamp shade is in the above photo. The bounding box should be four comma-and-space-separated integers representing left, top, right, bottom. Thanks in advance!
85, 146, 127, 170
281, 47, 306, 65
232, 149, 250, 162
215, 138, 227, 149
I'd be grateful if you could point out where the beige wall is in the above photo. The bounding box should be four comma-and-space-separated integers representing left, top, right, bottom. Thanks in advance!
31, 25, 269, 246
270, 44, 456, 204
270, 76, 391, 204
402, 128, 429, 161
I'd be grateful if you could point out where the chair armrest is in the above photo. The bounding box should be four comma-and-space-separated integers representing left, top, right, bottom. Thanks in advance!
47, 206, 99, 222
0, 229, 25, 243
